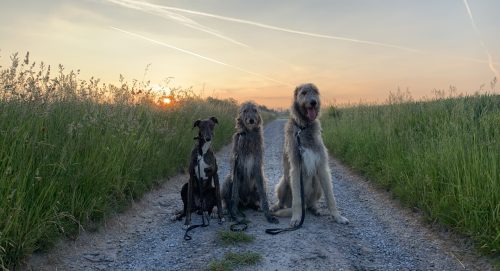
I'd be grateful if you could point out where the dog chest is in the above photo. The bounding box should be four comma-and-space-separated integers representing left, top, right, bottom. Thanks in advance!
194, 141, 212, 181
243, 155, 254, 177
300, 148, 321, 176
195, 155, 210, 180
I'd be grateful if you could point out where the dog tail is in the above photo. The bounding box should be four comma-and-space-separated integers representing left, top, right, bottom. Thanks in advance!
272, 208, 293, 217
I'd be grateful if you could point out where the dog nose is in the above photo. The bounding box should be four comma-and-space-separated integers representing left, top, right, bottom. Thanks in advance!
249, 119, 255, 124
205, 137, 211, 142
310, 100, 317, 106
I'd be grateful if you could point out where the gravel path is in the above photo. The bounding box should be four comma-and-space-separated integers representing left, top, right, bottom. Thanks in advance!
25, 119, 494, 271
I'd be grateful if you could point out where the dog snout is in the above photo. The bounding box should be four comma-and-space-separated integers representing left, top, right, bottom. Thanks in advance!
310, 99, 317, 107
249, 118, 255, 124
205, 136, 212, 142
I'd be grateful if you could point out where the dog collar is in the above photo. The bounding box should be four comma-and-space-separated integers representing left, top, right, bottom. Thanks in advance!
293, 120, 310, 131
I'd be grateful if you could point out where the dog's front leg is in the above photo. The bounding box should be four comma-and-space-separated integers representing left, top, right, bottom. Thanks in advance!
289, 165, 303, 227
185, 177, 193, 226
213, 173, 224, 222
255, 169, 279, 224
317, 162, 348, 224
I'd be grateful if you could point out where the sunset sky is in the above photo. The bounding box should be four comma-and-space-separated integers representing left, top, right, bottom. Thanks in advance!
1, 0, 499, 108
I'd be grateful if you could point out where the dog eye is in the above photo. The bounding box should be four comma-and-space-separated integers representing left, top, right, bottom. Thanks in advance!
300, 91, 306, 96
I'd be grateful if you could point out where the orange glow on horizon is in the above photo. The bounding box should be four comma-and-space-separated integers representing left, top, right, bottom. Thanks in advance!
162, 97, 172, 105
158, 95, 176, 107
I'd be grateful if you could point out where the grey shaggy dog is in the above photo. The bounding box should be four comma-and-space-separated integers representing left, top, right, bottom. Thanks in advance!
271, 83, 349, 227
221, 102, 279, 224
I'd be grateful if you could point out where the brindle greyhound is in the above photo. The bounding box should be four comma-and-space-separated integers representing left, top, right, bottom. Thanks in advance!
174, 117, 223, 226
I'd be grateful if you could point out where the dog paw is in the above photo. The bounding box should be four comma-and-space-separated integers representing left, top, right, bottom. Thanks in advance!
266, 215, 279, 224
170, 214, 180, 222
218, 217, 225, 224
332, 214, 349, 224
269, 204, 280, 213
289, 215, 301, 227
182, 224, 191, 230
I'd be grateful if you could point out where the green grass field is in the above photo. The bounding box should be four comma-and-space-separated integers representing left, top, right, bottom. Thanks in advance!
0, 53, 277, 269
322, 92, 500, 255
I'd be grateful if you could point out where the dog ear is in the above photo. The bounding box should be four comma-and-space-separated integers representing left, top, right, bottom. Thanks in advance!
193, 119, 201, 128
294, 85, 302, 98
210, 116, 218, 124
236, 115, 243, 130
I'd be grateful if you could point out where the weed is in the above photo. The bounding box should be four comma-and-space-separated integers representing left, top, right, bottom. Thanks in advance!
208, 252, 261, 271
217, 230, 255, 245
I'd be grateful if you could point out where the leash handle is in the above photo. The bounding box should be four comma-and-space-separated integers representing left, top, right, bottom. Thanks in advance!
184, 212, 210, 240
264, 167, 306, 235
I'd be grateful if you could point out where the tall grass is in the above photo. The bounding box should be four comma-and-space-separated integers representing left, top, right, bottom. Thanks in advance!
0, 52, 256, 269
322, 91, 500, 254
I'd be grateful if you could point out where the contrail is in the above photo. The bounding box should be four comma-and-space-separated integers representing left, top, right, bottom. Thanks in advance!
110, 26, 291, 86
135, 2, 423, 53
113, 1, 499, 65
104, 0, 303, 69
463, 0, 499, 78
105, 0, 497, 66
105, 0, 249, 48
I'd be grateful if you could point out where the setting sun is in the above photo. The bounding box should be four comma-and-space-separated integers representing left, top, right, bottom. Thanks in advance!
159, 95, 175, 106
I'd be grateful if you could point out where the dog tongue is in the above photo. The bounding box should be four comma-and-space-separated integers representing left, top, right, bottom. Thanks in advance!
307, 108, 317, 121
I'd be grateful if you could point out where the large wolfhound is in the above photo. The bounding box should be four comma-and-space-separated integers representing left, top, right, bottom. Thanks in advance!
222, 102, 278, 224
271, 83, 349, 226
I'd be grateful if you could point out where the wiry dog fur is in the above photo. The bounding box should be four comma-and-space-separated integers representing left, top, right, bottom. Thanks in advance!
271, 83, 349, 226
222, 102, 278, 224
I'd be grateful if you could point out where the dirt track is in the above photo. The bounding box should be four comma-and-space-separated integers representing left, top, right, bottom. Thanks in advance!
25, 119, 493, 271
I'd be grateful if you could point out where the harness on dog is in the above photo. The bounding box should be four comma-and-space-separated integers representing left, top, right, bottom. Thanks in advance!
265, 123, 307, 235
229, 132, 249, 232
184, 138, 211, 241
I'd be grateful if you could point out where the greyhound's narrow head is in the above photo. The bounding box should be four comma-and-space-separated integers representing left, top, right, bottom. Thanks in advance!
193, 116, 218, 145
237, 101, 262, 131
293, 83, 320, 123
